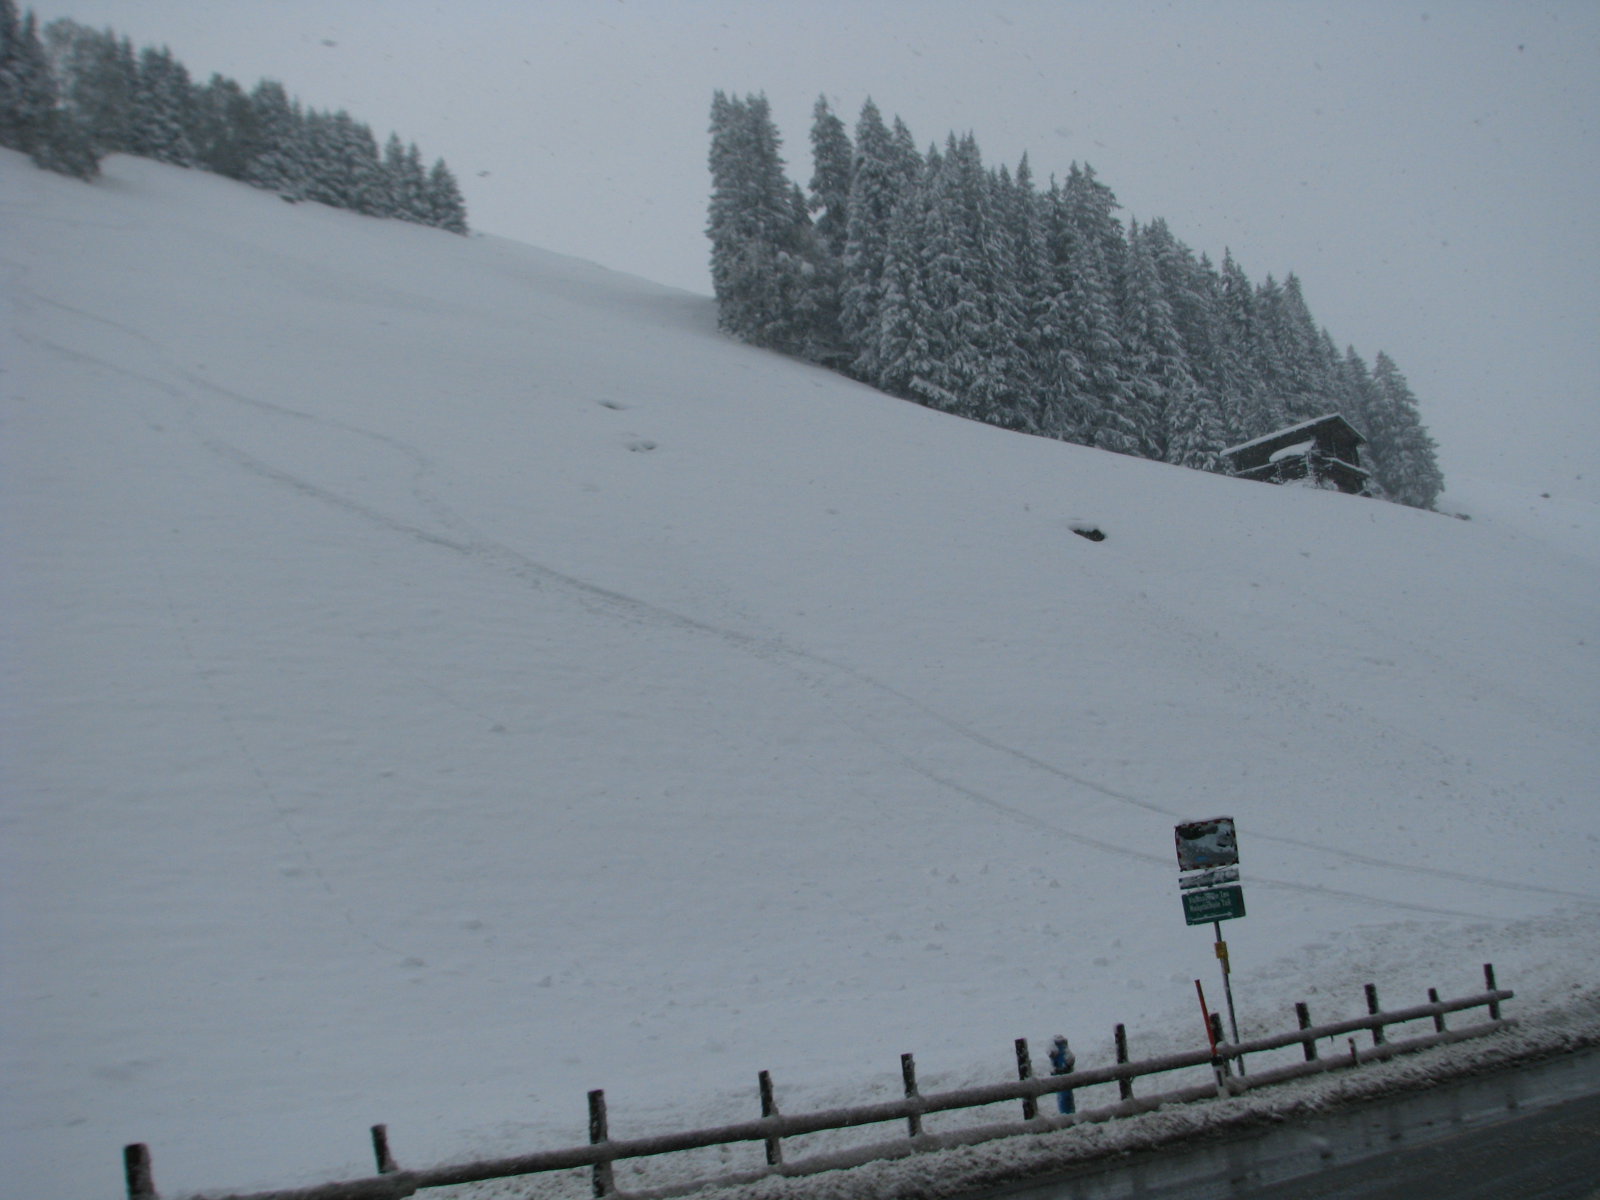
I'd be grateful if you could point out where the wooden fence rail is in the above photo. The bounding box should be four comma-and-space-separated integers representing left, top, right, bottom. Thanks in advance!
125, 964, 1513, 1200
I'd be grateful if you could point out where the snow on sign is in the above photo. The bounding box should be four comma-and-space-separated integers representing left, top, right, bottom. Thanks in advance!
1178, 866, 1240, 891
1175, 818, 1238, 871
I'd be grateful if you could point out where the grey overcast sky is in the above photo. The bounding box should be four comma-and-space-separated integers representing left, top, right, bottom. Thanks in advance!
26, 1, 1600, 505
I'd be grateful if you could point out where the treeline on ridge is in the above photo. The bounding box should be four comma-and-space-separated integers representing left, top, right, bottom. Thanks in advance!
708, 92, 1443, 509
0, 0, 467, 233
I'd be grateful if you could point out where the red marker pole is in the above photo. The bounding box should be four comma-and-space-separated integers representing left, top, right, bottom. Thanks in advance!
1195, 978, 1217, 1054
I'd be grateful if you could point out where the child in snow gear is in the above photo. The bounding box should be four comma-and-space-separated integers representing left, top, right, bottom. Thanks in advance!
1048, 1035, 1076, 1114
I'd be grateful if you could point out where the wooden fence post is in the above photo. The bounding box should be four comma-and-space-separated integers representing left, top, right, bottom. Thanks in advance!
1295, 1001, 1318, 1061
900, 1053, 923, 1138
588, 1089, 615, 1198
1365, 983, 1385, 1046
124, 1143, 158, 1200
1485, 963, 1500, 1019
1114, 1024, 1133, 1101
371, 1124, 398, 1174
1428, 988, 1447, 1033
758, 1070, 783, 1166
1014, 1038, 1038, 1120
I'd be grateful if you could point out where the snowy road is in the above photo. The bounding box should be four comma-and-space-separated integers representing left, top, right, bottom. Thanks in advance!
964, 1049, 1600, 1200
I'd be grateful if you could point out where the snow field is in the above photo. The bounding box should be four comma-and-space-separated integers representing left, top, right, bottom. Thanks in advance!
2, 151, 1596, 1199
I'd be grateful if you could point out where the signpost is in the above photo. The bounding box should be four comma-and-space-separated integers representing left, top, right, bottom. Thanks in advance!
1175, 818, 1245, 1061
1181, 883, 1246, 925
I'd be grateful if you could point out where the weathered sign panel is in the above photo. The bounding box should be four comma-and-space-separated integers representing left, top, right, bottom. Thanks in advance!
1178, 866, 1241, 891
1175, 817, 1238, 871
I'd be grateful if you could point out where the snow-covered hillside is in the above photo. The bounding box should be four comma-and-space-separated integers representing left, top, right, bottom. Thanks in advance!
2, 151, 1596, 1200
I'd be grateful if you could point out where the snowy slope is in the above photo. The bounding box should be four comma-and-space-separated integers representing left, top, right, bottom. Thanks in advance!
2, 151, 1596, 1200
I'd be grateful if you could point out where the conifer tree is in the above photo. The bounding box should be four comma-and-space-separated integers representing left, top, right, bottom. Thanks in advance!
698, 88, 1441, 502
1122, 219, 1206, 462
424, 156, 468, 233
383, 133, 429, 223
1337, 344, 1381, 445
1218, 250, 1275, 439
1034, 176, 1092, 440
889, 116, 921, 181
1, 4, 98, 176
41, 19, 134, 155
840, 99, 906, 379
1142, 221, 1228, 469
990, 155, 1048, 432
872, 161, 936, 400
1255, 273, 1342, 427
244, 79, 309, 197
192, 72, 256, 178
807, 95, 852, 260
301, 108, 384, 212
129, 44, 196, 166
706, 91, 814, 353
1, 1, 50, 151
909, 134, 1005, 419
1368, 351, 1444, 508
1054, 163, 1133, 450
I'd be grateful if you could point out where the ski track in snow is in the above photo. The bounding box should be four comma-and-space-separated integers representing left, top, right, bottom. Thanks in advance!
21, 290, 1593, 930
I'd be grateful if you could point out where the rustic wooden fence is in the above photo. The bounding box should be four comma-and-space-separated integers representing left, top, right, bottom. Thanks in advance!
124, 964, 1513, 1200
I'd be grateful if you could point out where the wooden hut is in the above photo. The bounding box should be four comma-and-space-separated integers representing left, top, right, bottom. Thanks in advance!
1222, 414, 1370, 495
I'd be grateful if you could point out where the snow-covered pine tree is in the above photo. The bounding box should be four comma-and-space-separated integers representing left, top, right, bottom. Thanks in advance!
1, 0, 51, 151
1116, 220, 1173, 459
840, 99, 907, 380
706, 91, 815, 353
243, 79, 309, 198
872, 160, 936, 401
382, 133, 426, 224
1218, 251, 1278, 438
330, 111, 386, 215
192, 73, 256, 179
1254, 273, 1339, 426
908, 134, 986, 417
0, 4, 98, 177
1368, 351, 1444, 508
976, 159, 1035, 431
424, 157, 468, 233
298, 107, 338, 204
1336, 344, 1381, 449
1141, 221, 1228, 470
1122, 218, 1213, 464
808, 95, 852, 260
1033, 175, 1091, 441
41, 18, 134, 156
1054, 163, 1134, 451
129, 44, 196, 166
982, 156, 1047, 433
931, 133, 1026, 428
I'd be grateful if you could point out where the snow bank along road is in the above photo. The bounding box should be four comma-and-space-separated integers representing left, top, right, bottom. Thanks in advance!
962, 1047, 1600, 1200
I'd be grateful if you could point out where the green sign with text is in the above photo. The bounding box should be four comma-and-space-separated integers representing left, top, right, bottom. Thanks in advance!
1182, 884, 1246, 925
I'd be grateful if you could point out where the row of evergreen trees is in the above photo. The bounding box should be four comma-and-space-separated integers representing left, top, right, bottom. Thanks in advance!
708, 92, 1443, 509
0, 2, 467, 233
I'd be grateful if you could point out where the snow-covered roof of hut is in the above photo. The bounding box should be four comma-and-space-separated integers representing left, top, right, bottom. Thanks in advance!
1269, 440, 1316, 463
1221, 413, 1365, 460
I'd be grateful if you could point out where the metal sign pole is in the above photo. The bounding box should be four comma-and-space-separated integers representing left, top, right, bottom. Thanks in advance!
1213, 919, 1242, 1066
1175, 818, 1247, 1075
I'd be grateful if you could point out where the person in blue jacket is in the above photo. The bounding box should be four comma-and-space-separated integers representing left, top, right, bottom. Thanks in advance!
1048, 1034, 1076, 1114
